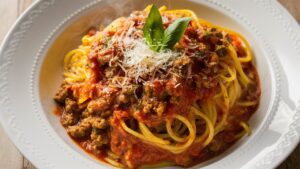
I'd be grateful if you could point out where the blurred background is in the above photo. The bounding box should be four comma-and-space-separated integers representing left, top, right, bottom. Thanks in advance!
0, 0, 299, 168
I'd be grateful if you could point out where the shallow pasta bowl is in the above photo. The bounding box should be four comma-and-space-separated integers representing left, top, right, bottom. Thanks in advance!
0, 0, 300, 169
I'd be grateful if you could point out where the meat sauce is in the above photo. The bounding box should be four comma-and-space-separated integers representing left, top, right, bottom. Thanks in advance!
54, 62, 260, 168
53, 9, 261, 169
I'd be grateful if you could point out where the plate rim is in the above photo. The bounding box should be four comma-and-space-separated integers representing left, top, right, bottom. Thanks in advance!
0, 0, 299, 169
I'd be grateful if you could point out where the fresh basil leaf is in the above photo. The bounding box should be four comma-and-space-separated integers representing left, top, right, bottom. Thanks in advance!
143, 5, 164, 51
163, 17, 191, 50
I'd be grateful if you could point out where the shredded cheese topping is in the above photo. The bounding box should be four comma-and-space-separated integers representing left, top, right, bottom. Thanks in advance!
121, 37, 180, 79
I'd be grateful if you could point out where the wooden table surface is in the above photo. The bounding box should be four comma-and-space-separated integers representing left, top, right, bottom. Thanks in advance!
0, 0, 299, 168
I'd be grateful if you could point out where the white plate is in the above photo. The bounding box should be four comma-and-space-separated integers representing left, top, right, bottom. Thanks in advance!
0, 0, 300, 169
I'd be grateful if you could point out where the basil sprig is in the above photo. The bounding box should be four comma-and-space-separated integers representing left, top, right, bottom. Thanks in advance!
143, 5, 191, 52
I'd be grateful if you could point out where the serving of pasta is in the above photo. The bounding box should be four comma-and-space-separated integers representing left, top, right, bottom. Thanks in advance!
54, 5, 261, 168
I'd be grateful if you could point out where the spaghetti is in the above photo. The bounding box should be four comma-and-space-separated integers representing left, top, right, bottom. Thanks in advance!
54, 5, 261, 169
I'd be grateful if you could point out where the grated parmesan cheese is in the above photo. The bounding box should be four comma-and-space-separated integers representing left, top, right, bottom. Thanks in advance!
121, 37, 180, 79
103, 18, 181, 81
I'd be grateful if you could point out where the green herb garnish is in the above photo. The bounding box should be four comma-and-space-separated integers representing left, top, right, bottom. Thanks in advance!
143, 5, 191, 52
143, 5, 164, 51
